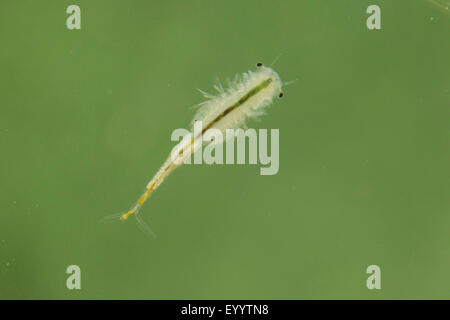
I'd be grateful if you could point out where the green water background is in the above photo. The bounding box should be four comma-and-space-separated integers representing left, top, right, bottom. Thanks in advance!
0, 0, 449, 299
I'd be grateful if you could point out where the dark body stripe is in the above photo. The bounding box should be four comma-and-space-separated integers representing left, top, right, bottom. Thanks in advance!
196, 78, 273, 137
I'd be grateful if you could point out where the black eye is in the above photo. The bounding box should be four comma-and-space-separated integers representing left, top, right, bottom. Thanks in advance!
279, 92, 284, 98
256, 62, 263, 67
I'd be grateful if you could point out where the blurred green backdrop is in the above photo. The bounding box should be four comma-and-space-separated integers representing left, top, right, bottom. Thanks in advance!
0, 0, 449, 299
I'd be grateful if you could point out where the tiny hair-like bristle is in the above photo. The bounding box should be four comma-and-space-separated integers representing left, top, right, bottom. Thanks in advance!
191, 64, 283, 134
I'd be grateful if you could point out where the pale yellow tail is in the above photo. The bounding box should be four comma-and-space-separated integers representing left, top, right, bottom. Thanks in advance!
100, 208, 156, 238
120, 208, 136, 220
